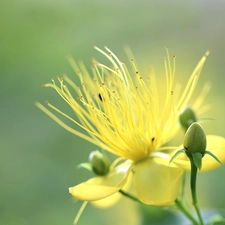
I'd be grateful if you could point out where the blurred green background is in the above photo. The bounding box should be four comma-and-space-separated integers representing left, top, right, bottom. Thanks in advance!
1, 0, 225, 224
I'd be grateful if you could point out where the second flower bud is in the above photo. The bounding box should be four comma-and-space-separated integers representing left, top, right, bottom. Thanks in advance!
183, 122, 206, 155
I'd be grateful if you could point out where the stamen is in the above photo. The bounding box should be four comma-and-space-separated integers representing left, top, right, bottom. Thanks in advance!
177, 51, 210, 108
193, 82, 211, 113
109, 157, 125, 170
35, 102, 106, 147
37, 47, 210, 163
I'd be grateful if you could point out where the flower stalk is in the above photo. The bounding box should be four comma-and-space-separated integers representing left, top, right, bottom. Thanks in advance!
119, 190, 142, 203
187, 152, 204, 225
175, 198, 199, 225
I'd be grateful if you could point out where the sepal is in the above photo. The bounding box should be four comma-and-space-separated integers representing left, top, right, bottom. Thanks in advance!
192, 152, 202, 170
205, 150, 222, 165
169, 149, 186, 164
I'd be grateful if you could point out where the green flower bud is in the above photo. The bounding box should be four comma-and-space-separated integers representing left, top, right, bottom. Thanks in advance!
183, 122, 206, 155
89, 150, 110, 176
179, 106, 197, 131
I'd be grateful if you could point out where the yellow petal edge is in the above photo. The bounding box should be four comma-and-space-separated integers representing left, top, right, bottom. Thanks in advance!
69, 162, 132, 201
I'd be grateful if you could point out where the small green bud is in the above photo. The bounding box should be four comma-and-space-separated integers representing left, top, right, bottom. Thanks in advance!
183, 122, 206, 155
179, 106, 197, 131
89, 150, 110, 176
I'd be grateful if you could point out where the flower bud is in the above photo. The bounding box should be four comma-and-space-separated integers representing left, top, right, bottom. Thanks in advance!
179, 106, 197, 131
183, 122, 206, 155
89, 150, 110, 176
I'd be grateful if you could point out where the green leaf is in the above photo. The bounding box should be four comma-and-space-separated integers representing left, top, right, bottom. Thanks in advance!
192, 152, 202, 170
205, 150, 222, 165
169, 149, 186, 164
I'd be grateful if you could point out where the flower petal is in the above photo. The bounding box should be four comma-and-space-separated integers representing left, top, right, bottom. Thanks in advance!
91, 192, 121, 208
69, 162, 132, 201
173, 135, 225, 171
92, 168, 133, 207
133, 158, 182, 205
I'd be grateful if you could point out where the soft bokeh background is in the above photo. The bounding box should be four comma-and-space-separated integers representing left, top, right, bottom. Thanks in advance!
1, 0, 225, 224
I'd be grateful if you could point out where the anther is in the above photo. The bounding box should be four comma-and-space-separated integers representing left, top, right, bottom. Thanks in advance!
98, 93, 103, 101
205, 50, 210, 57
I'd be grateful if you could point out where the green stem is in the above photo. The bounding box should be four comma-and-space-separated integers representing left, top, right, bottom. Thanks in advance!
188, 153, 204, 225
120, 189, 200, 225
119, 190, 142, 203
180, 171, 186, 200
175, 199, 199, 225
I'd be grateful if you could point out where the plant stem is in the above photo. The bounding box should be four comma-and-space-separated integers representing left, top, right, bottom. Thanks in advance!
180, 171, 186, 200
175, 198, 199, 225
119, 190, 142, 203
188, 153, 204, 225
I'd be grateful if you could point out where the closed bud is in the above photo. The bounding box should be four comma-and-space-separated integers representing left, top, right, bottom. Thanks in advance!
89, 150, 110, 176
183, 122, 206, 155
179, 106, 197, 131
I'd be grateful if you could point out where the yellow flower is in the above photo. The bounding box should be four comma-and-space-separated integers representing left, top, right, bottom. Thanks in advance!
36, 47, 210, 205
